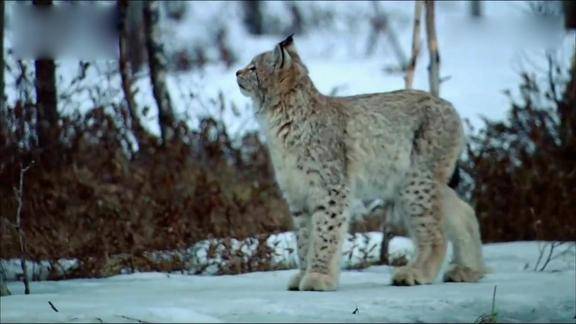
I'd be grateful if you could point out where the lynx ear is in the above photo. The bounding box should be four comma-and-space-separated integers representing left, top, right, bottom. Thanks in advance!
274, 34, 295, 69
279, 34, 294, 50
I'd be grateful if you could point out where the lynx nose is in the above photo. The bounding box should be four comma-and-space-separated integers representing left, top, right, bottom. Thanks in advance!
236, 70, 241, 77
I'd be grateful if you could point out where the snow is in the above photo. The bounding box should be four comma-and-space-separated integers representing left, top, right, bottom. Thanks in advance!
1, 232, 409, 280
2, 2, 576, 322
4, 1, 575, 138
2, 241, 575, 323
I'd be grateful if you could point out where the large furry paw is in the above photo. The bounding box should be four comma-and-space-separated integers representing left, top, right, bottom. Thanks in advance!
443, 265, 484, 283
298, 272, 338, 291
391, 266, 431, 286
287, 271, 304, 291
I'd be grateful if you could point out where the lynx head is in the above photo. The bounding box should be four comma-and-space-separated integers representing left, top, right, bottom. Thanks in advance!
236, 35, 309, 105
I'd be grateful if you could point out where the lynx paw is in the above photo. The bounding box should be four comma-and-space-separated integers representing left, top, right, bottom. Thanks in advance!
299, 272, 338, 291
391, 266, 431, 286
443, 265, 484, 283
287, 271, 304, 291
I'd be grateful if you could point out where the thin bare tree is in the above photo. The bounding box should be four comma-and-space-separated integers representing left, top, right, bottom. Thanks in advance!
424, 0, 440, 97
118, 0, 151, 149
379, 219, 395, 265
405, 0, 424, 89
143, 0, 176, 146
12, 163, 34, 295
33, 0, 59, 154
366, 1, 408, 70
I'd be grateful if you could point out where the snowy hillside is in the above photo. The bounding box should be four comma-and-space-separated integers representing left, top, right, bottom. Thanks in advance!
2, 241, 575, 323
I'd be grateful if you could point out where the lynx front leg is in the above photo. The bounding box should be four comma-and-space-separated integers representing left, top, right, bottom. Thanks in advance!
393, 175, 447, 286
299, 187, 350, 291
287, 211, 311, 290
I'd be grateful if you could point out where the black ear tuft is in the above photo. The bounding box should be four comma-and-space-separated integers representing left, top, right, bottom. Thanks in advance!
280, 33, 294, 48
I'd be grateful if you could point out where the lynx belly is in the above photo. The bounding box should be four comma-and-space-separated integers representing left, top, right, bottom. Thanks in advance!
346, 134, 412, 202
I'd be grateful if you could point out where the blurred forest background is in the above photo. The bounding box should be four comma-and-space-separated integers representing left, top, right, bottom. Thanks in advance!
0, 0, 575, 283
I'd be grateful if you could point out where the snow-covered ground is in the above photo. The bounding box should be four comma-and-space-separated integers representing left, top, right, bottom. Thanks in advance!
2, 241, 575, 323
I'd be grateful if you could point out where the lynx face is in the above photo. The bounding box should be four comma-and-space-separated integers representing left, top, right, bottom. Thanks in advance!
235, 35, 307, 106
235, 52, 275, 97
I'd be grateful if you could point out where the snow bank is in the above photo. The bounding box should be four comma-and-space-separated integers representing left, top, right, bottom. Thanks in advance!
1, 232, 412, 279
2, 242, 574, 323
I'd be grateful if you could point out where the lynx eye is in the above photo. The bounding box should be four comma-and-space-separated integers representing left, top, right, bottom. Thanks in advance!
249, 66, 256, 71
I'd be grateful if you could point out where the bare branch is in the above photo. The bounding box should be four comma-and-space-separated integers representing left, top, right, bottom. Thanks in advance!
48, 301, 59, 312
539, 242, 566, 272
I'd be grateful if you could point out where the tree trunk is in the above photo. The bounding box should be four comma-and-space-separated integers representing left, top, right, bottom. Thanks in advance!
0, 2, 6, 297
405, 0, 423, 89
379, 222, 394, 265
564, 0, 576, 29
126, 1, 146, 73
33, 0, 59, 154
243, 1, 263, 35
470, 0, 482, 18
143, 0, 176, 146
558, 49, 576, 149
118, 0, 151, 149
1, 0, 4, 113
0, 263, 10, 297
425, 0, 440, 97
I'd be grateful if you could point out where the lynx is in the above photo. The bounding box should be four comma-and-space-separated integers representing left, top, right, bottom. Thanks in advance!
236, 35, 485, 291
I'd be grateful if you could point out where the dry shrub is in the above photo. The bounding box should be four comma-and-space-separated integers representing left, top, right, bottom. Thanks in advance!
0, 100, 291, 278
462, 54, 576, 242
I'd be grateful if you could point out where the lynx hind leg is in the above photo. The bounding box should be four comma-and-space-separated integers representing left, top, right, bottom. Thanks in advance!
299, 187, 349, 291
392, 172, 447, 286
287, 211, 311, 291
441, 186, 485, 282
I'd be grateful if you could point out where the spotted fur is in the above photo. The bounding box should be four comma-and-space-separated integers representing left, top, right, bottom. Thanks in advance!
236, 36, 485, 291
